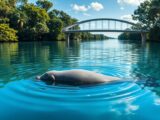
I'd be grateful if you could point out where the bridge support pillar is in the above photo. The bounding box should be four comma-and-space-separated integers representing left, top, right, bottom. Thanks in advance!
141, 32, 147, 42
65, 33, 70, 46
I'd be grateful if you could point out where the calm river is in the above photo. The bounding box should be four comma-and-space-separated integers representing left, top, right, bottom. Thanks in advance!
0, 39, 160, 120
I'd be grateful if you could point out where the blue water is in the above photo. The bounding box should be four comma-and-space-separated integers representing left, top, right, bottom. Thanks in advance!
0, 39, 160, 120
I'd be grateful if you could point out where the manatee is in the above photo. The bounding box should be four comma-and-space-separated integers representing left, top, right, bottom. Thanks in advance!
36, 69, 120, 86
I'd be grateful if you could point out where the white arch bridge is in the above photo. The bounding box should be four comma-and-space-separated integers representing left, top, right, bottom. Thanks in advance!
62, 18, 148, 42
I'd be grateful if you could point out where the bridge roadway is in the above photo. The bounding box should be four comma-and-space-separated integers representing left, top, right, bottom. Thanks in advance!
64, 30, 147, 33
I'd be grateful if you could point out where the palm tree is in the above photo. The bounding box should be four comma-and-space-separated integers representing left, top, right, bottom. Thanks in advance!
17, 11, 28, 30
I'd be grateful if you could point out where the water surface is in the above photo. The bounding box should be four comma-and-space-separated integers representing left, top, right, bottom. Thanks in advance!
0, 39, 160, 120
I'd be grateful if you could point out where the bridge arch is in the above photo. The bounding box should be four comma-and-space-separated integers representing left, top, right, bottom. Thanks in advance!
63, 18, 148, 42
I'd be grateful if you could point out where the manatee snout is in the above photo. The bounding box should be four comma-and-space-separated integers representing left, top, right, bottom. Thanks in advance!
36, 76, 41, 80
36, 73, 55, 85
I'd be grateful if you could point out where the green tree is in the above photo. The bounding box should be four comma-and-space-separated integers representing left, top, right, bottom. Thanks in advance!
132, 0, 160, 41
8, 0, 28, 7
0, 0, 13, 18
36, 0, 53, 12
47, 18, 64, 40
21, 4, 50, 27
49, 10, 77, 27
132, 0, 152, 30
118, 32, 141, 40
0, 24, 18, 42
34, 22, 49, 40
17, 11, 27, 30
49, 9, 82, 40
151, 0, 160, 27
18, 4, 50, 40
9, 9, 28, 30
0, 0, 83, 41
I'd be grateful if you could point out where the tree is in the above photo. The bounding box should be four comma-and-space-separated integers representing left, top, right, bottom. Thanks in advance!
17, 11, 27, 30
0, 18, 9, 24
132, 0, 152, 30
118, 32, 141, 40
9, 9, 28, 30
21, 4, 50, 27
0, 0, 82, 41
18, 4, 50, 40
49, 10, 77, 27
47, 18, 64, 40
132, 0, 160, 41
36, 0, 53, 12
48, 9, 81, 40
8, 0, 17, 7
34, 22, 49, 40
0, 0, 13, 18
151, 0, 160, 27
0, 24, 18, 42
7, 0, 28, 7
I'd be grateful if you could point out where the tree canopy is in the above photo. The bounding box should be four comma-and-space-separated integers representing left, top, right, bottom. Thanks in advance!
119, 0, 160, 41
0, 0, 79, 41
36, 0, 53, 11
0, 24, 18, 42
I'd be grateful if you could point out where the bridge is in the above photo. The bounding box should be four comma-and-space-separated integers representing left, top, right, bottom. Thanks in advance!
63, 18, 148, 42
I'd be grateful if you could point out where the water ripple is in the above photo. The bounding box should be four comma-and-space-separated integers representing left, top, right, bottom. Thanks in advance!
0, 80, 150, 108
0, 80, 160, 120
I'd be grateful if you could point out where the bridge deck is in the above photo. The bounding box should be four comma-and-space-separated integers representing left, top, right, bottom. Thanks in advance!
63, 29, 148, 33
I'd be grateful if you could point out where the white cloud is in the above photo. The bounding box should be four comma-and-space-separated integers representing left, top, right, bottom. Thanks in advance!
71, 2, 104, 12
71, 4, 89, 12
90, 2, 104, 11
117, 0, 146, 6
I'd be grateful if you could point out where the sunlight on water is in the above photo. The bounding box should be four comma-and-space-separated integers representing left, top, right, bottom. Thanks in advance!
0, 40, 160, 120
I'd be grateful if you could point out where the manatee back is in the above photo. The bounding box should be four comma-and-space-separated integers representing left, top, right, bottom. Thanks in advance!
53, 70, 119, 85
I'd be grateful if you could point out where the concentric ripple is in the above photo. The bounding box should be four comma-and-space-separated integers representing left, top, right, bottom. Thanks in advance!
0, 80, 160, 120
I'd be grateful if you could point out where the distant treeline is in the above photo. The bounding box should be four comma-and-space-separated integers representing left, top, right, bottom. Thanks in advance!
118, 0, 160, 41
81, 33, 113, 40
118, 33, 141, 40
0, 0, 108, 42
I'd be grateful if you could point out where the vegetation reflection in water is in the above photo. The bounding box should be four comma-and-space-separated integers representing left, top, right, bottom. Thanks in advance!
0, 39, 160, 120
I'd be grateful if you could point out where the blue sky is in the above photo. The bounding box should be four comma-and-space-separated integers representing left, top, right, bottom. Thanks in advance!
29, 0, 145, 37
28, 0, 146, 21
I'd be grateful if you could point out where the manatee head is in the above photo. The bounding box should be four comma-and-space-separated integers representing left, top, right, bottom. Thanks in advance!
36, 73, 55, 85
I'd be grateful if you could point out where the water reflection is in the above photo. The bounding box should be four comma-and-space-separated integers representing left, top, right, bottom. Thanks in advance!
0, 41, 81, 87
0, 40, 160, 94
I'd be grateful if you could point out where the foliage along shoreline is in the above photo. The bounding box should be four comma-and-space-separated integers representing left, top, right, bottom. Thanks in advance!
118, 0, 160, 41
0, 0, 76, 42
0, 0, 109, 42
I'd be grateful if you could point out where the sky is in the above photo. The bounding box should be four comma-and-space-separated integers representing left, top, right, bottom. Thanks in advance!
29, 0, 146, 37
